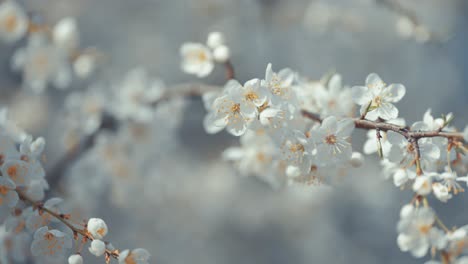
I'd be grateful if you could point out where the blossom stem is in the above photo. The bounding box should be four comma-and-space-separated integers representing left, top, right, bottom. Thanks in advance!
224, 60, 235, 80
15, 188, 120, 259
301, 110, 466, 142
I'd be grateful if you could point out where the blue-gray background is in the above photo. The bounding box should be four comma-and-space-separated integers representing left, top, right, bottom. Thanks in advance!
1, 0, 467, 263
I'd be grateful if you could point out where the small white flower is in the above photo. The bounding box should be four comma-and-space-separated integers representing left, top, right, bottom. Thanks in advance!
65, 85, 106, 135
1, 159, 32, 186
392, 168, 416, 187
438, 171, 464, 194
263, 63, 296, 102
53, 17, 79, 52
89, 239, 106, 256
213, 45, 230, 63
87, 218, 108, 239
352, 73, 406, 120
204, 80, 257, 136
26, 198, 64, 231
206, 31, 225, 49
312, 116, 354, 167
68, 254, 83, 264
31, 226, 72, 257
387, 131, 440, 168
411, 109, 445, 131
432, 183, 452, 202
362, 118, 406, 156
180, 42, 214, 77
0, 0, 28, 43
20, 135, 45, 158
279, 130, 313, 177
397, 206, 439, 258
119, 248, 150, 264
0, 176, 18, 208
316, 74, 354, 118
12, 33, 72, 92
73, 53, 96, 78
113, 68, 165, 122
412, 175, 432, 196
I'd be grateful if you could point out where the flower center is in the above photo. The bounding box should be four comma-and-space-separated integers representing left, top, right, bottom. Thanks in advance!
43, 232, 55, 240
257, 102, 269, 113
245, 91, 258, 101
372, 96, 382, 107
325, 134, 337, 145
406, 143, 415, 154
417, 224, 431, 234
230, 103, 240, 113
289, 143, 305, 153
4, 14, 18, 32
0, 186, 9, 196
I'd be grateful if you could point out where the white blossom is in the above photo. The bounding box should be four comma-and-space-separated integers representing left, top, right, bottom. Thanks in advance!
87, 218, 108, 239
31, 226, 72, 257
363, 118, 406, 156
432, 182, 452, 202
68, 254, 83, 264
213, 45, 230, 63
0, 176, 18, 208
112, 68, 165, 122
311, 116, 354, 167
119, 248, 150, 264
263, 63, 297, 105
387, 131, 440, 168
0, 0, 28, 43
279, 129, 313, 177
12, 33, 72, 92
204, 80, 256, 136
352, 73, 406, 120
180, 42, 214, 77
412, 175, 432, 196
206, 31, 225, 49
53, 17, 79, 52
316, 74, 353, 118
73, 53, 96, 78
397, 206, 442, 258
89, 239, 106, 256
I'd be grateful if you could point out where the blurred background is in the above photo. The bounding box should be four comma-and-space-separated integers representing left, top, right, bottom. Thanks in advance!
1, 0, 468, 263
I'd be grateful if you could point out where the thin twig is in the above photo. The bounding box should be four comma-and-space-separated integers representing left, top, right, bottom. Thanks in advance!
16, 189, 120, 259
301, 110, 465, 141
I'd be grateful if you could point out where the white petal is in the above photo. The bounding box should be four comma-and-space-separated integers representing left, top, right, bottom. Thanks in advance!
386, 83, 406, 102
365, 73, 383, 87
378, 103, 399, 120
203, 113, 226, 134
351, 86, 372, 105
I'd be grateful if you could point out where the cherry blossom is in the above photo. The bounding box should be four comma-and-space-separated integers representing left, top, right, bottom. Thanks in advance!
31, 226, 72, 257
352, 73, 406, 120
0, 0, 28, 43
119, 248, 150, 264
180, 42, 214, 78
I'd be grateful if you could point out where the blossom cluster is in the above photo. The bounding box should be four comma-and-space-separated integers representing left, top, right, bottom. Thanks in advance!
0, 0, 465, 263
0, 0, 97, 93
200, 63, 364, 187
0, 111, 150, 263
181, 37, 468, 262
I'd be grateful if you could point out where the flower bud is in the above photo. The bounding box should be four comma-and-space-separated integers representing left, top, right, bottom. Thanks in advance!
89, 239, 106, 256
87, 218, 108, 239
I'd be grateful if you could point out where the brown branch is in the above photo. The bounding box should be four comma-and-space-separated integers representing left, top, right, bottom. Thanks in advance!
47, 83, 220, 194
301, 110, 465, 141
224, 61, 235, 80
16, 189, 120, 259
